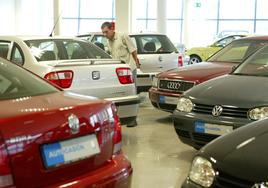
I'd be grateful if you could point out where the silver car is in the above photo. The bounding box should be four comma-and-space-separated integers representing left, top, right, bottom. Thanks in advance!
0, 36, 139, 126
78, 32, 185, 93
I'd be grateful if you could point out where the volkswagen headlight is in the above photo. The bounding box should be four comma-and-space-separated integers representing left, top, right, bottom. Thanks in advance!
189, 156, 215, 187
176, 97, 194, 112
248, 107, 268, 120
152, 77, 158, 88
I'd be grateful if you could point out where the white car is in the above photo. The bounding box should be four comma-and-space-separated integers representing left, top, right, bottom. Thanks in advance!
78, 32, 184, 93
0, 36, 139, 126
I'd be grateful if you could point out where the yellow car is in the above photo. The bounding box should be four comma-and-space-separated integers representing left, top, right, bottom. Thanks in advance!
186, 34, 247, 64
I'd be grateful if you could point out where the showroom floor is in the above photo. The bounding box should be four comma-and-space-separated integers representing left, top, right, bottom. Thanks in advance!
122, 93, 196, 188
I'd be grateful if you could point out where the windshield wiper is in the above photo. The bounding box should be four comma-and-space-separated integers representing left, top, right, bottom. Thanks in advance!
232, 72, 268, 76
232, 73, 254, 76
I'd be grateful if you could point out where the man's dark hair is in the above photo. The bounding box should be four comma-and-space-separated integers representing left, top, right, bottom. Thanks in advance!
101, 22, 113, 29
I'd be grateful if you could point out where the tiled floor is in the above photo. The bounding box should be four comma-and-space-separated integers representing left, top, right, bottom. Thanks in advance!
122, 93, 196, 188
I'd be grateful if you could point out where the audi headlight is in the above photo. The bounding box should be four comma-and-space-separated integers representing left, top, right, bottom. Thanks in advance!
176, 97, 194, 112
248, 107, 268, 120
152, 77, 158, 88
189, 156, 215, 187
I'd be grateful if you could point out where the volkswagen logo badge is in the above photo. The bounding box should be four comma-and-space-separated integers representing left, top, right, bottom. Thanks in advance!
68, 114, 80, 134
252, 183, 268, 188
212, 105, 223, 117
167, 82, 181, 90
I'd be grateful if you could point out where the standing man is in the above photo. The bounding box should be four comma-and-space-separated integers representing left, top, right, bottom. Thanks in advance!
101, 22, 140, 84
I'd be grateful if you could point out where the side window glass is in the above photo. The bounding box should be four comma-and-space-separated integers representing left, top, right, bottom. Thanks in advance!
11, 45, 24, 66
0, 42, 11, 59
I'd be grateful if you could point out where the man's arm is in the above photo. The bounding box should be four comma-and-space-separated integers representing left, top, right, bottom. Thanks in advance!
131, 50, 140, 68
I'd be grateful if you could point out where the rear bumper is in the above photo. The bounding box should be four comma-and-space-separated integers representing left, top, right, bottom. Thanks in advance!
105, 95, 140, 124
136, 72, 157, 92
149, 87, 182, 112
50, 154, 132, 188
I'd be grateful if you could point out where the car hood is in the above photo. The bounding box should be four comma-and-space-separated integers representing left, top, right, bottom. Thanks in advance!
157, 62, 235, 83
200, 119, 268, 182
0, 91, 102, 119
185, 74, 268, 108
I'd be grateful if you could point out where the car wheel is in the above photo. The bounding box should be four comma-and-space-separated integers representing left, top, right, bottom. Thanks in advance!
189, 55, 202, 64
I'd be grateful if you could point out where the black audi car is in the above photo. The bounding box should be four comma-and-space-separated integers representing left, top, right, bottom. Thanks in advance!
173, 44, 268, 149
182, 118, 268, 188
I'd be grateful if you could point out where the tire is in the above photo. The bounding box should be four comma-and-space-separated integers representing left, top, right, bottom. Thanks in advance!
189, 55, 202, 64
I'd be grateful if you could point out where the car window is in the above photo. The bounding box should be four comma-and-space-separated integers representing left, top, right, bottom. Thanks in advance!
208, 40, 268, 63
215, 36, 235, 47
11, 44, 24, 66
25, 39, 111, 61
26, 40, 59, 61
62, 40, 111, 59
91, 35, 108, 51
234, 45, 268, 76
0, 58, 58, 100
0, 41, 10, 59
77, 34, 92, 42
133, 35, 177, 54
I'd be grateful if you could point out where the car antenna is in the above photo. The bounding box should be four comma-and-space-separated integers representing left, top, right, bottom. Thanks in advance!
49, 11, 62, 37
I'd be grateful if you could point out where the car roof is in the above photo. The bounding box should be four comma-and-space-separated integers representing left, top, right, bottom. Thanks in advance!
237, 35, 268, 41
0, 35, 83, 41
78, 32, 166, 36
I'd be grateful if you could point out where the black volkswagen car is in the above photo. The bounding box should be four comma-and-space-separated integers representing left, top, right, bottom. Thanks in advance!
182, 118, 268, 188
173, 44, 268, 149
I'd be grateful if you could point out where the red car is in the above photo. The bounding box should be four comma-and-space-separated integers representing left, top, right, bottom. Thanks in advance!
0, 58, 132, 187
149, 36, 268, 112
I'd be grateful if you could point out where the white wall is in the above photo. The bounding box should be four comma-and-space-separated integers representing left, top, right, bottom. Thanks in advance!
0, 0, 53, 35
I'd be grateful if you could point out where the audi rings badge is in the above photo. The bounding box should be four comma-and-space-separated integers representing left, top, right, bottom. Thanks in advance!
167, 82, 181, 90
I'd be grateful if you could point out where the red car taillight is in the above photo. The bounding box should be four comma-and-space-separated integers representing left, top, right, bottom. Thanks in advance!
111, 105, 122, 154
178, 55, 183, 67
0, 139, 13, 187
116, 67, 134, 84
44, 71, 73, 89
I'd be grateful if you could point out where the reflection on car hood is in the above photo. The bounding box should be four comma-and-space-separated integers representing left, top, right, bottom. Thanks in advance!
185, 74, 268, 108
157, 61, 236, 83
200, 119, 268, 182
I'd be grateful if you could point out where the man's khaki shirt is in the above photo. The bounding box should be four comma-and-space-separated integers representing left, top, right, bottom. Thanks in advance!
107, 32, 137, 71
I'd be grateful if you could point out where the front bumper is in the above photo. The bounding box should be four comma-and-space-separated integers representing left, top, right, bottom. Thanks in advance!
182, 178, 203, 188
172, 110, 252, 148
49, 154, 132, 188
149, 87, 182, 112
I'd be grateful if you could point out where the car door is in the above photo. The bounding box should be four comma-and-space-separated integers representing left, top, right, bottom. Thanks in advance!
131, 34, 179, 73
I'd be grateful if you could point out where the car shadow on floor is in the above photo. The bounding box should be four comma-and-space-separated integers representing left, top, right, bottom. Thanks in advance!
155, 114, 173, 124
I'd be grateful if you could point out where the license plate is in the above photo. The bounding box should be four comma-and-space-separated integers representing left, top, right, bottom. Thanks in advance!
194, 121, 233, 135
41, 134, 100, 168
159, 96, 178, 104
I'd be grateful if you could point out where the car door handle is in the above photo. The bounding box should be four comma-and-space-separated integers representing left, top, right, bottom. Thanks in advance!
158, 56, 163, 62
